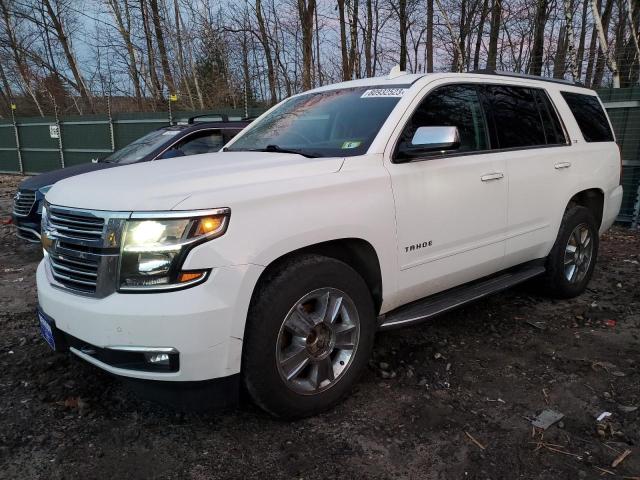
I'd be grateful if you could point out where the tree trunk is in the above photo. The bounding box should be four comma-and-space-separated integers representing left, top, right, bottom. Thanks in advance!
337, 0, 350, 79
348, 0, 359, 78
148, 0, 175, 94
140, 0, 163, 101
427, 0, 434, 72
365, 0, 373, 76
487, 0, 501, 70
473, 0, 489, 70
297, 0, 316, 90
107, 0, 143, 109
562, 0, 578, 79
576, 0, 589, 79
43, 0, 95, 112
591, 0, 618, 87
315, 3, 322, 84
255, 0, 278, 104
529, 0, 549, 76
553, 24, 568, 78
399, 0, 408, 70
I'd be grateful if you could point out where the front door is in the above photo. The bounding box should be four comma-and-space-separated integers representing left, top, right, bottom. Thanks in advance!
385, 83, 508, 306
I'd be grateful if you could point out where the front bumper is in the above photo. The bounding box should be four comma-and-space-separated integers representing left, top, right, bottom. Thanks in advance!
36, 260, 264, 382
12, 214, 42, 243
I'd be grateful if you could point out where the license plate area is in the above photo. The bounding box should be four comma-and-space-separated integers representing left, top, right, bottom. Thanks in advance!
38, 311, 56, 351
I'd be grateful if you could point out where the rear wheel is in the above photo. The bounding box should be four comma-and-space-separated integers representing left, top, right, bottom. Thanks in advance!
542, 205, 599, 298
242, 254, 375, 418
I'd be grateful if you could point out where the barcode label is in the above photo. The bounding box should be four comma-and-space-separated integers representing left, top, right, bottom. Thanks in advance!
361, 88, 407, 98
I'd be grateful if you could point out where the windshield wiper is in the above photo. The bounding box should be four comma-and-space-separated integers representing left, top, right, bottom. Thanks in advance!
229, 144, 320, 158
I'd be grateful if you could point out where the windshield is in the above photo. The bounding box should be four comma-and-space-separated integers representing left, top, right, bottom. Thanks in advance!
227, 87, 404, 157
103, 128, 182, 164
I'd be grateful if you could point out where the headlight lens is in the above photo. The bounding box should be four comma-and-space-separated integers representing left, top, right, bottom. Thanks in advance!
119, 209, 229, 291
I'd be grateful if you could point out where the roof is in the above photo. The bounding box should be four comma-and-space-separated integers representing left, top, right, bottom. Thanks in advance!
306, 70, 595, 96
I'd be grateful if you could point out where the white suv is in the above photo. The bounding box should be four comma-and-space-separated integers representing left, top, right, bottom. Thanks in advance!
37, 71, 623, 417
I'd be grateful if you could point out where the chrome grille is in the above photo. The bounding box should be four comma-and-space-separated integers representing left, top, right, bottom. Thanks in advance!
48, 250, 99, 294
42, 203, 129, 297
47, 206, 105, 241
12, 190, 36, 216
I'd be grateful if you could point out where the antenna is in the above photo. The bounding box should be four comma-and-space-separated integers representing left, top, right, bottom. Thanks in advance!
387, 64, 405, 80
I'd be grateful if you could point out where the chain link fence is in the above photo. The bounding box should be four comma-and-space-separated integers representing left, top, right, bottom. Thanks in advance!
0, 89, 638, 226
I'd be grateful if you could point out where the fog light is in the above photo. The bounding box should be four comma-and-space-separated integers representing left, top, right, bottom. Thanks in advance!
144, 352, 170, 365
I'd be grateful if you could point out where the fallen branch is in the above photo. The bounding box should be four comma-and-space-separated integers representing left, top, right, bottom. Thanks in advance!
465, 431, 486, 450
612, 449, 632, 468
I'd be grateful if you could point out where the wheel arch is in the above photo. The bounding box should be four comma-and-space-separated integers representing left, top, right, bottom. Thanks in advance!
567, 188, 604, 228
250, 238, 384, 315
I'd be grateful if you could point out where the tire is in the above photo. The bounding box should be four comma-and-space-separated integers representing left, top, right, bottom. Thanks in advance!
242, 254, 376, 418
541, 205, 599, 299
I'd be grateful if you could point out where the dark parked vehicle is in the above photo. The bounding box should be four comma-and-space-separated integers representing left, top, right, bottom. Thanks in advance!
12, 115, 252, 242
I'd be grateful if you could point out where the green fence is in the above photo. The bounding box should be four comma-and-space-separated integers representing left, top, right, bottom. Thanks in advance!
1, 90, 639, 226
599, 88, 640, 227
0, 108, 265, 175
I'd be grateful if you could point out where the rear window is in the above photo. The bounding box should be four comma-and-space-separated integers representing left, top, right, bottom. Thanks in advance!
560, 92, 614, 142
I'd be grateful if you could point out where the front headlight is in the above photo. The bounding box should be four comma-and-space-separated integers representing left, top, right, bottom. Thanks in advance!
119, 208, 230, 291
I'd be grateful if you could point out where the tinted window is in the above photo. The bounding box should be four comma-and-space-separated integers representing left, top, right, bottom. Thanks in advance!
103, 128, 184, 164
534, 90, 567, 145
484, 86, 546, 148
398, 84, 489, 154
561, 92, 614, 142
178, 130, 224, 155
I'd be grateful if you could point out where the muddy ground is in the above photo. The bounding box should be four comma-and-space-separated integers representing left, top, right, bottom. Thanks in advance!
0, 173, 639, 480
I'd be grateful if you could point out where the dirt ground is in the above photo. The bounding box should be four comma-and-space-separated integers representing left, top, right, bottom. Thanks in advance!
0, 173, 639, 480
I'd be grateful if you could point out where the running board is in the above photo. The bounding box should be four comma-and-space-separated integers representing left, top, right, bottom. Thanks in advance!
378, 264, 546, 331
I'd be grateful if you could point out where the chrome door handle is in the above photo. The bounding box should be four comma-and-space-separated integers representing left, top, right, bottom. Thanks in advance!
481, 172, 504, 182
555, 162, 571, 169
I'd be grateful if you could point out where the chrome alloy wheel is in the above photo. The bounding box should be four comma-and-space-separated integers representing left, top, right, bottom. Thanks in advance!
564, 223, 594, 284
276, 288, 360, 395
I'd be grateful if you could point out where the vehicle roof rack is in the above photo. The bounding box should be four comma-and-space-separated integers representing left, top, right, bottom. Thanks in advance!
187, 113, 230, 124
470, 69, 584, 87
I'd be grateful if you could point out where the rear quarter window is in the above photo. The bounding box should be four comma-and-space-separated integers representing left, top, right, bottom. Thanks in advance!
560, 92, 614, 142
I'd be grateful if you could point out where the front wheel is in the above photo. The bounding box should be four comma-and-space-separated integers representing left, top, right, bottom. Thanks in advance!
242, 254, 376, 418
542, 205, 599, 298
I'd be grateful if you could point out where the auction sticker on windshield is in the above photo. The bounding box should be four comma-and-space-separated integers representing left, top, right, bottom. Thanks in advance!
361, 88, 407, 98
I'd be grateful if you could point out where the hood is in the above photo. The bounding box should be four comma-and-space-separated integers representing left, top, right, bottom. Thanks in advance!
46, 152, 344, 211
19, 162, 116, 191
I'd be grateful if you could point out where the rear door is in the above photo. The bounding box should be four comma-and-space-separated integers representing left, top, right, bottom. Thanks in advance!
481, 85, 571, 267
385, 83, 508, 305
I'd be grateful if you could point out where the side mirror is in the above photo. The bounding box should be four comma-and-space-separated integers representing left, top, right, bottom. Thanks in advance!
396, 126, 460, 160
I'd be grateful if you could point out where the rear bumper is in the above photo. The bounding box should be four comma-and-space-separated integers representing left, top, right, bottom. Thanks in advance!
601, 185, 623, 234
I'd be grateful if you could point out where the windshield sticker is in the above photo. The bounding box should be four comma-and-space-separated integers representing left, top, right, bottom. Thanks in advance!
341, 141, 362, 149
161, 131, 181, 136
361, 88, 407, 98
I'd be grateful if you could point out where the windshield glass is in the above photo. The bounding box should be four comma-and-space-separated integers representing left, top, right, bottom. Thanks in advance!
227, 86, 405, 157
103, 128, 182, 164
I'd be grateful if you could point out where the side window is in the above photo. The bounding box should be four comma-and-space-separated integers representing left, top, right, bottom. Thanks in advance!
398, 84, 489, 155
484, 85, 546, 149
534, 89, 567, 145
178, 130, 224, 155
560, 92, 614, 142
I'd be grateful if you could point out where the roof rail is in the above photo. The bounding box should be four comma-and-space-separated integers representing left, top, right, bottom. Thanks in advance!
470, 69, 584, 87
187, 113, 230, 124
